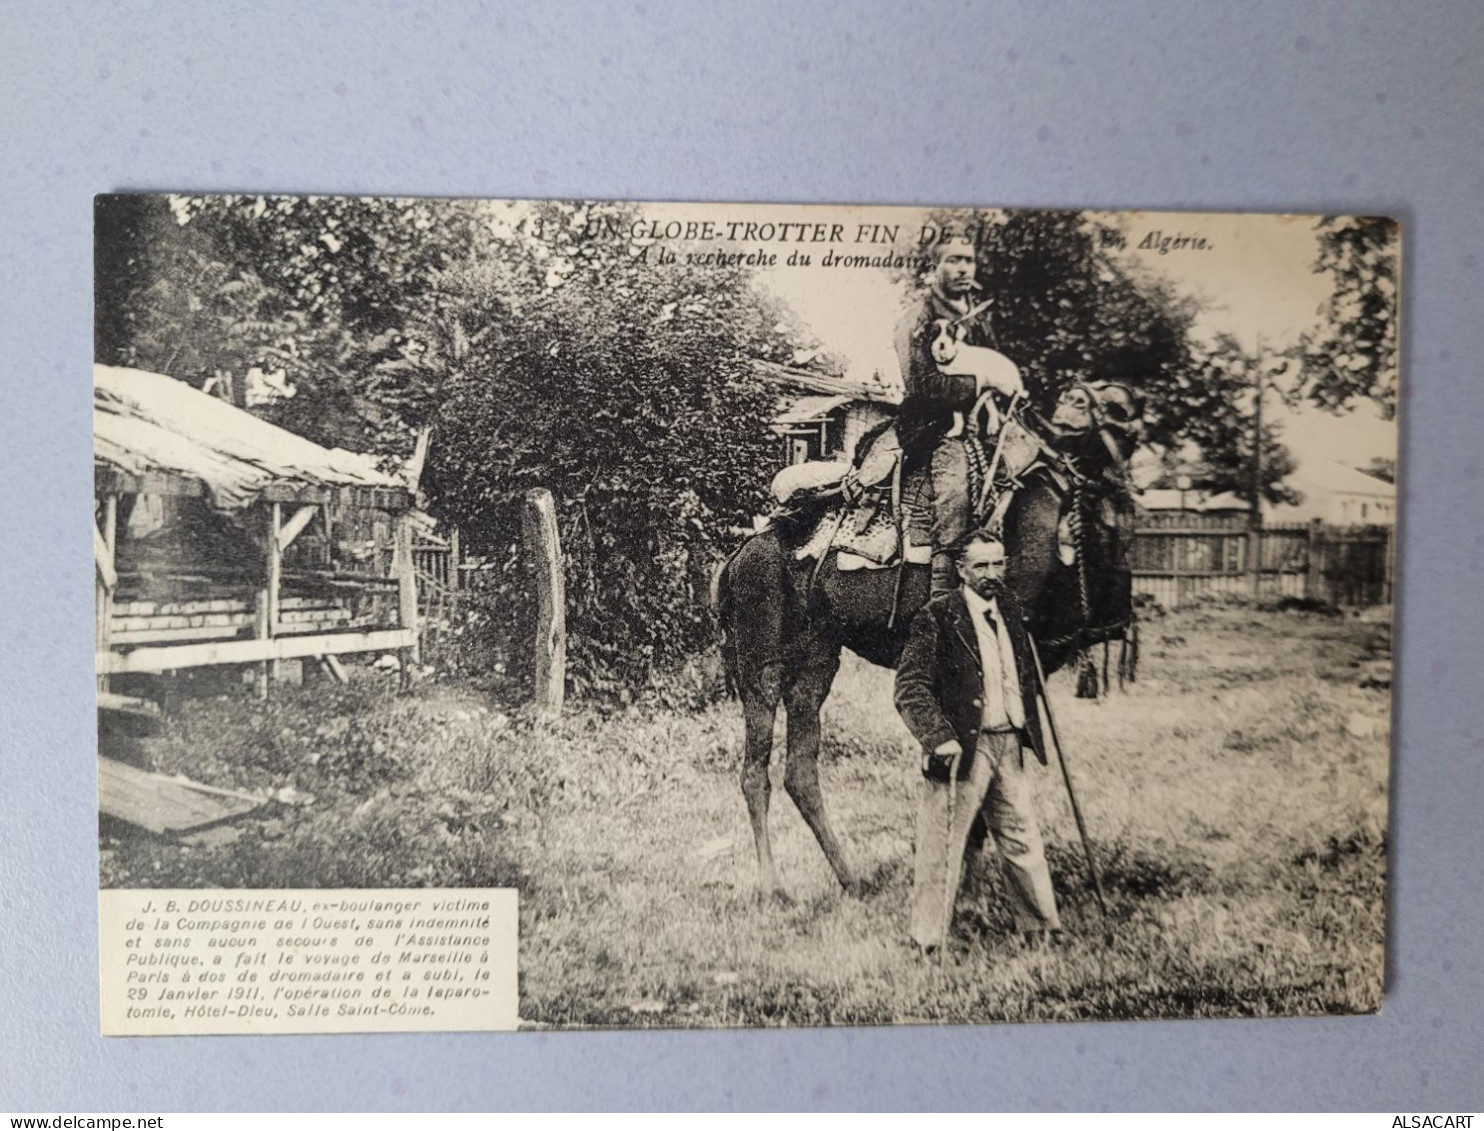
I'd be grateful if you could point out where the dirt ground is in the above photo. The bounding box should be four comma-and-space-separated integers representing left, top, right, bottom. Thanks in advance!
101, 602, 1391, 1027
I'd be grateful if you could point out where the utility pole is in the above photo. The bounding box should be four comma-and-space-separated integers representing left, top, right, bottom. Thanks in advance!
1248, 341, 1264, 598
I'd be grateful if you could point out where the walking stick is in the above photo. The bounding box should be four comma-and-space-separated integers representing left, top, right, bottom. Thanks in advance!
1026, 633, 1112, 936
939, 745, 963, 964
887, 456, 908, 630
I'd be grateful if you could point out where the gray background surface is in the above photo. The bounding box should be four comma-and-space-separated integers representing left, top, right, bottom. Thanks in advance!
2, 0, 1481, 1112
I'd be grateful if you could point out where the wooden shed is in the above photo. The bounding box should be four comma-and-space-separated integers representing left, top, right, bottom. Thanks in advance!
752, 359, 898, 467
94, 364, 420, 698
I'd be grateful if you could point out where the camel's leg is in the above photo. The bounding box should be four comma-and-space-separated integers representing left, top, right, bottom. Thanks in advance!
740, 668, 788, 903
782, 645, 859, 896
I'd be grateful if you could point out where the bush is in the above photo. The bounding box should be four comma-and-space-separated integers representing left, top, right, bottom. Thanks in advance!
421, 203, 799, 701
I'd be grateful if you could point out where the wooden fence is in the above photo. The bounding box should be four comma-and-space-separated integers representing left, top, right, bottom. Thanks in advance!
1131, 511, 1393, 609
411, 527, 462, 656
412, 528, 460, 601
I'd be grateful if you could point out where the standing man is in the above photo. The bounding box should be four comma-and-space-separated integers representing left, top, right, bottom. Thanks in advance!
895, 233, 1022, 595
893, 531, 1062, 953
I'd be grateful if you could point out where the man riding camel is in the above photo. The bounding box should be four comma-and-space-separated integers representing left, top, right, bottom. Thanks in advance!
894, 233, 1025, 595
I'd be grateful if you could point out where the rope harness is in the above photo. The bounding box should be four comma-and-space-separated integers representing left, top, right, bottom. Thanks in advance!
1033, 476, 1139, 697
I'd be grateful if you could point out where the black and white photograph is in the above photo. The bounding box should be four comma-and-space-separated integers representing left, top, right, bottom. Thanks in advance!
94, 194, 1399, 1030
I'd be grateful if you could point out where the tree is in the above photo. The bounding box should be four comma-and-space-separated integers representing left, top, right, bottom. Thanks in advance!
96, 194, 169, 365
165, 194, 502, 453
1301, 216, 1400, 419
423, 201, 791, 698
94, 194, 295, 401
895, 209, 1296, 500
1170, 335, 1299, 505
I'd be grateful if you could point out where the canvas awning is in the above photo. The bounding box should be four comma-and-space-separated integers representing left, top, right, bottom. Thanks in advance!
752, 358, 902, 405
94, 365, 412, 511
773, 394, 853, 426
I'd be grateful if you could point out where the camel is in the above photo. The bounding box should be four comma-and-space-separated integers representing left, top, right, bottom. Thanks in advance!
713, 386, 1140, 901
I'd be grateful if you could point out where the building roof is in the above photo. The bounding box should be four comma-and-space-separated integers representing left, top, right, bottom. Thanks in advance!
1140, 489, 1251, 512
94, 364, 412, 511
772, 394, 854, 426
752, 358, 902, 405
1264, 458, 1397, 524
1284, 459, 1396, 499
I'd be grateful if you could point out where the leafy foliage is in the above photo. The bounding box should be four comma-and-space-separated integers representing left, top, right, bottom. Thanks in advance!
166, 194, 499, 452
97, 193, 496, 451
897, 210, 1295, 500
95, 195, 301, 405
1158, 333, 1300, 504
422, 201, 787, 698
1301, 216, 1400, 420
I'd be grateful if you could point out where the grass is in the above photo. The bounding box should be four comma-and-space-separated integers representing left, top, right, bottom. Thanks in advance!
101, 604, 1390, 1028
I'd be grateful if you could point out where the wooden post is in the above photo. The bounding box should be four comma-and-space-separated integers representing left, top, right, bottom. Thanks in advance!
449, 526, 461, 593
1173, 527, 1189, 609
1249, 348, 1264, 598
95, 495, 118, 694
1306, 518, 1325, 603
1247, 522, 1264, 598
394, 510, 420, 688
275, 504, 318, 553
258, 502, 282, 698
1383, 523, 1396, 605
252, 592, 270, 699
321, 507, 335, 569
522, 488, 566, 719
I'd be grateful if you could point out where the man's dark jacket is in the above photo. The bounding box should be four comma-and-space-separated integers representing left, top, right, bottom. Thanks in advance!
894, 588, 1048, 779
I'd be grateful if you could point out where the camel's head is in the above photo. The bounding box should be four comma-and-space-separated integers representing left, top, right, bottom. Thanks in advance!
1050, 384, 1099, 433
1048, 381, 1145, 460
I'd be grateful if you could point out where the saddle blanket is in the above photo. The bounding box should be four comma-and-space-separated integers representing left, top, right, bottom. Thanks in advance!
793, 496, 932, 570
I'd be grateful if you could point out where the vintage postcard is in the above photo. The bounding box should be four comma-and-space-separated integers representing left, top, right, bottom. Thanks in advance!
95, 195, 1398, 1031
